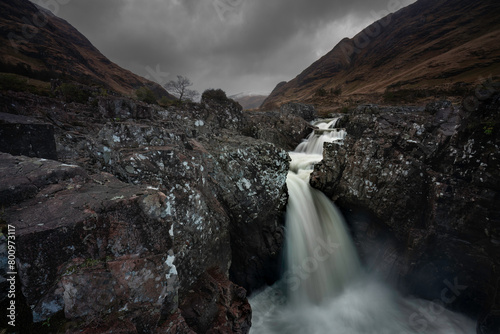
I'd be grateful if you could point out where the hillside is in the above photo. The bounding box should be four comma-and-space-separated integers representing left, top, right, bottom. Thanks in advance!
262, 0, 500, 112
0, 0, 173, 98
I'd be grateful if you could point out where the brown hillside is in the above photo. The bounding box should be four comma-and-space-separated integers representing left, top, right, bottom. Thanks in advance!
262, 0, 500, 111
0, 0, 173, 98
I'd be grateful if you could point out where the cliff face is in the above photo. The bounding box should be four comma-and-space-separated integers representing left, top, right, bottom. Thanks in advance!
0, 0, 172, 97
310, 92, 500, 331
262, 0, 500, 110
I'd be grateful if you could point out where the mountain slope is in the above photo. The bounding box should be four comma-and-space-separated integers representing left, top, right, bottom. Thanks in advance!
0, 0, 172, 97
230, 93, 268, 110
262, 0, 500, 110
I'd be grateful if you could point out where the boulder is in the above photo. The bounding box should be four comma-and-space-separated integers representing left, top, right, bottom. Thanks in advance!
1, 153, 178, 331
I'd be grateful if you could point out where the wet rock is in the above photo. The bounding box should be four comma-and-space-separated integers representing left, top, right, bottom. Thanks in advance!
311, 97, 500, 319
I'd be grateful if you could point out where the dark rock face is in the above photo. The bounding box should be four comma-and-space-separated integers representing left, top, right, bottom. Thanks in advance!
0, 112, 57, 160
311, 97, 500, 323
1, 153, 178, 331
0, 92, 307, 332
279, 102, 317, 122
179, 268, 251, 334
243, 110, 314, 151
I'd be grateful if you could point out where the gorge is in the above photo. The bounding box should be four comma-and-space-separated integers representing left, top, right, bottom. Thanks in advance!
250, 118, 476, 334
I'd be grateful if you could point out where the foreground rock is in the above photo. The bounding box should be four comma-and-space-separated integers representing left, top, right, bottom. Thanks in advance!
1, 153, 178, 331
0, 91, 306, 332
311, 98, 500, 328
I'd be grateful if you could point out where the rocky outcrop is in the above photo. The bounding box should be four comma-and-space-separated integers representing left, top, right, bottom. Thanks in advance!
243, 109, 314, 151
310, 97, 500, 328
0, 91, 306, 332
1, 153, 178, 332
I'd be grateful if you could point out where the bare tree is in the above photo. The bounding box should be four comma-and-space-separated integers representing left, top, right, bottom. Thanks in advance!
164, 75, 199, 102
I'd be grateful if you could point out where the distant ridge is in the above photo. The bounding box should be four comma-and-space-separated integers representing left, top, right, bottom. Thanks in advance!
230, 93, 268, 110
262, 0, 500, 110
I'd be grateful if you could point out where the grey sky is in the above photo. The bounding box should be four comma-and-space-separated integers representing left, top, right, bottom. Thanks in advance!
34, 0, 416, 96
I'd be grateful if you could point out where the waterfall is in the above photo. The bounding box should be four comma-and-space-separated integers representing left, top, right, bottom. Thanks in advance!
285, 119, 359, 304
249, 119, 475, 334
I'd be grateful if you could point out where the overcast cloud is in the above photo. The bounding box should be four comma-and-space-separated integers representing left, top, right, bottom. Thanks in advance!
34, 0, 416, 96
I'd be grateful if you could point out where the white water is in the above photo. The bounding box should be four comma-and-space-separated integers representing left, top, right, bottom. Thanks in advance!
249, 119, 475, 334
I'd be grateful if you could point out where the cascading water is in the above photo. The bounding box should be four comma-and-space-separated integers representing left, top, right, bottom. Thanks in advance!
249, 119, 475, 334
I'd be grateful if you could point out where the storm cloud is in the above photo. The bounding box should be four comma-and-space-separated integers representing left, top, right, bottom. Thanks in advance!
34, 0, 416, 96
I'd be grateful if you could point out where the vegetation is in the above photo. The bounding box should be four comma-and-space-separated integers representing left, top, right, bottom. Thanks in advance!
483, 121, 494, 135
0, 73, 51, 96
201, 88, 230, 103
315, 88, 327, 97
0, 61, 58, 82
164, 75, 199, 102
58, 83, 92, 104
135, 86, 157, 104
383, 88, 433, 103
331, 87, 342, 96
0, 73, 28, 91
158, 95, 172, 106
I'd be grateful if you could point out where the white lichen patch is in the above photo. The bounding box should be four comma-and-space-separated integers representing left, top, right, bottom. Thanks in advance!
165, 254, 177, 279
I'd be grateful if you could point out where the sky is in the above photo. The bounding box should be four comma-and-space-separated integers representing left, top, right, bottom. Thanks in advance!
34, 0, 416, 97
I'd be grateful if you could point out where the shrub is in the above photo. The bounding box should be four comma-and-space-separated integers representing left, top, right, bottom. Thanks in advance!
135, 87, 157, 104
315, 88, 327, 97
59, 83, 92, 104
331, 87, 342, 96
201, 88, 229, 103
0, 73, 28, 91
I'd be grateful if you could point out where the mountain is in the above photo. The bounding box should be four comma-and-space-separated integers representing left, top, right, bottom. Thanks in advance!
230, 93, 268, 110
262, 0, 500, 111
0, 0, 172, 98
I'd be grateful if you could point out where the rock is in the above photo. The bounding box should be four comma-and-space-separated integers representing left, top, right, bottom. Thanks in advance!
0, 112, 57, 160
0, 90, 299, 332
243, 110, 315, 151
477, 308, 500, 334
156, 310, 196, 334
279, 102, 317, 121
1, 153, 178, 331
97, 96, 154, 120
311, 97, 500, 319
179, 268, 251, 334
82, 119, 290, 294
205, 135, 289, 293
